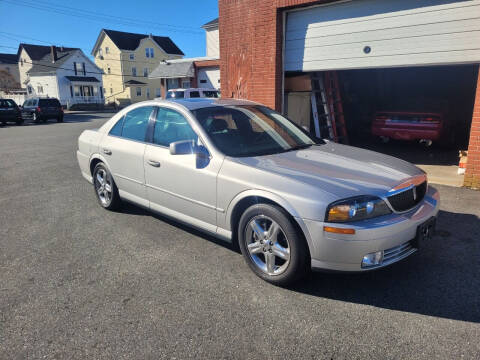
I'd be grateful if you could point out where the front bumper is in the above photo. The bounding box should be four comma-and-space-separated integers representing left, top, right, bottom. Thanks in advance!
304, 186, 440, 272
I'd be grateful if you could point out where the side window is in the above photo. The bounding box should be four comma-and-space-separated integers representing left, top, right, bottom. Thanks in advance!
189, 91, 200, 98
109, 116, 124, 136
153, 107, 197, 147
109, 106, 153, 141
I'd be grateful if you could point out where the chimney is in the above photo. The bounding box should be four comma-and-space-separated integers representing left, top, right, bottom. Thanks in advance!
50, 45, 57, 63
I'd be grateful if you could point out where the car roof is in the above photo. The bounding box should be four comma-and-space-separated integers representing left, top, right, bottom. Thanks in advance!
154, 98, 259, 111
167, 88, 220, 92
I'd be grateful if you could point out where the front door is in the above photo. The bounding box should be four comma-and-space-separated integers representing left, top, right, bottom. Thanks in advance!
100, 105, 154, 203
144, 106, 222, 231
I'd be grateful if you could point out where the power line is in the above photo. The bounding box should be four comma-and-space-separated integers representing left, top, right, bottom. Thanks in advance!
1, 31, 187, 66
0, 0, 204, 35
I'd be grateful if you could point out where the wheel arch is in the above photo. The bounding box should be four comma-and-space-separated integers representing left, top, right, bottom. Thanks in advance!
89, 154, 111, 176
227, 190, 312, 258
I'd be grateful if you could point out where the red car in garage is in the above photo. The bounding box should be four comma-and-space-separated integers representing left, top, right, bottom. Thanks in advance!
371, 111, 444, 144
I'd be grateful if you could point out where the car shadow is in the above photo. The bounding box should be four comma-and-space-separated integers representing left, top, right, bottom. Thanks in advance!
119, 203, 480, 323
290, 209, 480, 323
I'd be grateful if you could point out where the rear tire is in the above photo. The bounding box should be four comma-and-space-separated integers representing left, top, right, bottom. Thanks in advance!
92, 162, 121, 210
57, 115, 64, 123
238, 203, 309, 286
16, 119, 24, 126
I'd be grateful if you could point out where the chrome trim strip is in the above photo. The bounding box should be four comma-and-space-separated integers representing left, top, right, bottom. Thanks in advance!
145, 183, 218, 211
114, 173, 144, 185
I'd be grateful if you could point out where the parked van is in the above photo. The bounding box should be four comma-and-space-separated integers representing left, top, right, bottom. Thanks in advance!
165, 88, 220, 100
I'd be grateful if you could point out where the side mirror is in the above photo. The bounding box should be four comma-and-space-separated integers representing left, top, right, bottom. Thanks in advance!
169, 140, 195, 155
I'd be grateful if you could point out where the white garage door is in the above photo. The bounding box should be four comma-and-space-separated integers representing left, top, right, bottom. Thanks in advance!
285, 0, 480, 72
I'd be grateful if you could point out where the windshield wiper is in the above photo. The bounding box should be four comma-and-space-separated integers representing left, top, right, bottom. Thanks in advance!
282, 144, 313, 153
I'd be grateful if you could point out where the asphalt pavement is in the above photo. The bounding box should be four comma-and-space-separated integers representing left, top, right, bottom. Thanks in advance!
1, 113, 479, 359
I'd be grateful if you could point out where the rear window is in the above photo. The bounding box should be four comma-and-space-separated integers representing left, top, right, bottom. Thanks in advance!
166, 91, 184, 99
0, 99, 16, 108
39, 99, 61, 107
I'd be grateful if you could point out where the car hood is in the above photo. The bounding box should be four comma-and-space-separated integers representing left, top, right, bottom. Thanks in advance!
230, 142, 424, 198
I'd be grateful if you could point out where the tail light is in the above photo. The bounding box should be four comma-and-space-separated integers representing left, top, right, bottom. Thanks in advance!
36, 106, 42, 113
423, 117, 440, 123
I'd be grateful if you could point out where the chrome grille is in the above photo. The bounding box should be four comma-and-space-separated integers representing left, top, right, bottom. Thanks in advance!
387, 181, 427, 212
383, 241, 416, 265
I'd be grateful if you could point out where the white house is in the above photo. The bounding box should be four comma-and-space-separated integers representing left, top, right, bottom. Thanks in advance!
25, 46, 104, 108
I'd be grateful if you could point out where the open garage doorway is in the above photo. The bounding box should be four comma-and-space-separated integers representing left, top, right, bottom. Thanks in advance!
285, 64, 478, 186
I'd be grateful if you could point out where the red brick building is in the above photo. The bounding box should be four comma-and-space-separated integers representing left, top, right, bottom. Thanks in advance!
218, 0, 480, 188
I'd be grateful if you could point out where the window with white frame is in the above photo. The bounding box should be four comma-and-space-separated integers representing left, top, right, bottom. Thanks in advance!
37, 85, 43, 94
105, 47, 109, 54
74, 86, 81, 96
98, 48, 103, 57
146, 88, 150, 98
136, 87, 142, 96
145, 48, 154, 58
143, 68, 148, 77
74, 62, 86, 76
129, 53, 134, 60
132, 67, 137, 76
155, 88, 161, 97
182, 81, 191, 89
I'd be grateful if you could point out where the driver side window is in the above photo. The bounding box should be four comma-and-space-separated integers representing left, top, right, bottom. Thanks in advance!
153, 107, 197, 147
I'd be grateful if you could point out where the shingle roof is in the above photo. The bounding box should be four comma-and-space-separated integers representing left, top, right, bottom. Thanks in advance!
201, 18, 219, 29
65, 76, 99, 82
103, 29, 184, 55
18, 43, 79, 61
149, 61, 195, 79
27, 49, 77, 75
0, 53, 18, 64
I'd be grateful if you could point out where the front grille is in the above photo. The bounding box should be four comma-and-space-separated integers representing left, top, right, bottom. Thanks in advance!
387, 181, 427, 212
383, 241, 416, 265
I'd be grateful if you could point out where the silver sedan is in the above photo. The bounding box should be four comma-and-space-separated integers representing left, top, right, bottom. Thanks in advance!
77, 99, 439, 285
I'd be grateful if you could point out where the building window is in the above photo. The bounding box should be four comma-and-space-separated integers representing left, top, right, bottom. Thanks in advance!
145, 48, 154, 58
98, 48, 103, 57
74, 86, 81, 96
129, 53, 134, 60
132, 67, 137, 76
136, 87, 142, 96
182, 81, 190, 89
20, 59, 23, 67
110, 88, 113, 94
200, 79, 207, 84
27, 85, 32, 94
107, 67, 111, 74
105, 47, 109, 54
143, 68, 148, 77
155, 88, 161, 97
74, 62, 85, 76
146, 88, 150, 99
37, 86, 43, 94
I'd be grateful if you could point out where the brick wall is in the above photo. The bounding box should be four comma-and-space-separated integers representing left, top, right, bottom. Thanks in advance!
219, 0, 329, 111
464, 70, 480, 189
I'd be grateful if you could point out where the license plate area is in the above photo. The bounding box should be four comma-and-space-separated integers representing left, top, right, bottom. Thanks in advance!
413, 217, 436, 249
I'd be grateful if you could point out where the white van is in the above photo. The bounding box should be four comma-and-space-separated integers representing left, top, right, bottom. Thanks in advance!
165, 88, 220, 100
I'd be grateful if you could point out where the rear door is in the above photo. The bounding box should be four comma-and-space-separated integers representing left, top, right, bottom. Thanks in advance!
100, 105, 154, 205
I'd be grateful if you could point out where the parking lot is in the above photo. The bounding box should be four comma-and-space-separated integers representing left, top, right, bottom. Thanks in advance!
1, 112, 479, 359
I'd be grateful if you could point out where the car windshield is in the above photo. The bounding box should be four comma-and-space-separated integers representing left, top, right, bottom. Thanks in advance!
166, 91, 184, 99
192, 105, 320, 157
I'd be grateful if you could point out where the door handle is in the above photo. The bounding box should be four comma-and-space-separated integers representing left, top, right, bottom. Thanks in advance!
103, 148, 112, 155
147, 160, 161, 168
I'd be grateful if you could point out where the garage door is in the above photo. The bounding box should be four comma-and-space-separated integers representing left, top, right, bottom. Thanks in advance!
285, 0, 480, 72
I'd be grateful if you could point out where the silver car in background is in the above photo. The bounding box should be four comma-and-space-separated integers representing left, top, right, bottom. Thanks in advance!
77, 99, 439, 285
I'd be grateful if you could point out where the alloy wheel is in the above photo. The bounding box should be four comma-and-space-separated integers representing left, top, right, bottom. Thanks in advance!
245, 215, 291, 276
94, 168, 113, 206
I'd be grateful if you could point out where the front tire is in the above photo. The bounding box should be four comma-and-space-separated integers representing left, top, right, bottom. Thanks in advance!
238, 203, 309, 286
93, 162, 121, 210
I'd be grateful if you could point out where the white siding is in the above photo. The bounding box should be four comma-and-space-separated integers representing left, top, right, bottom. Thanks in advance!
206, 28, 220, 58
55, 50, 104, 105
27, 75, 59, 99
197, 67, 220, 89
285, 0, 480, 71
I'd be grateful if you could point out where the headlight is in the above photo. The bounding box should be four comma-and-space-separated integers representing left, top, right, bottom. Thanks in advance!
326, 196, 391, 223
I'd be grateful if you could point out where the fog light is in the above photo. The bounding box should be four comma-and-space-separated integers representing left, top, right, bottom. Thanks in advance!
362, 251, 383, 268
